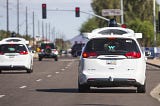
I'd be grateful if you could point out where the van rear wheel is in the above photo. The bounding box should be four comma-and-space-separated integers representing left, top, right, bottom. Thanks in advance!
54, 56, 58, 61
27, 69, 33, 73
78, 83, 90, 93
137, 83, 146, 93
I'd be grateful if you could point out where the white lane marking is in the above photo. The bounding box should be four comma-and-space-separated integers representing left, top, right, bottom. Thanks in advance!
150, 83, 160, 101
19, 86, 27, 89
61, 69, 65, 71
65, 66, 68, 69
36, 79, 42, 82
55, 72, 59, 74
0, 95, 5, 98
47, 75, 52, 77
67, 64, 71, 67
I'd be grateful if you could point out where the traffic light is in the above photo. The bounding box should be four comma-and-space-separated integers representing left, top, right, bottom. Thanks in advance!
75, 7, 80, 17
42, 4, 47, 19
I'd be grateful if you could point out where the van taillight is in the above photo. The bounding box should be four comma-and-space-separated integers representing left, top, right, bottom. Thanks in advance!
0, 52, 4, 55
82, 52, 97, 58
125, 52, 141, 59
19, 51, 28, 55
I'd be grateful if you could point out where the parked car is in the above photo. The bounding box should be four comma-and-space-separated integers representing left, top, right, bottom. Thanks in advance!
38, 43, 58, 61
0, 37, 33, 73
78, 27, 147, 93
71, 43, 85, 57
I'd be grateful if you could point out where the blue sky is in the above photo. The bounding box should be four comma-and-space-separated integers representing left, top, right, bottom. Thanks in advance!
0, 0, 92, 41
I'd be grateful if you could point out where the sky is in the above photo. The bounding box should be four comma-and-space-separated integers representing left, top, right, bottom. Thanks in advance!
157, 0, 160, 5
0, 0, 93, 41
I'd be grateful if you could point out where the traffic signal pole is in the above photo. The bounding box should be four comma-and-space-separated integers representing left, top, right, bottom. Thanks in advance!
47, 9, 121, 25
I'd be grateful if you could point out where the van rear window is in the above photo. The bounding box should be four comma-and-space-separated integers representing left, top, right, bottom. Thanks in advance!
84, 38, 140, 55
0, 44, 27, 53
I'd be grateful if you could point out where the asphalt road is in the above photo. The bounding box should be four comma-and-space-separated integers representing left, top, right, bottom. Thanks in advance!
0, 56, 160, 106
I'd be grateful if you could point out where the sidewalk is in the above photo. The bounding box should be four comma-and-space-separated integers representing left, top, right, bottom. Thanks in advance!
147, 58, 160, 68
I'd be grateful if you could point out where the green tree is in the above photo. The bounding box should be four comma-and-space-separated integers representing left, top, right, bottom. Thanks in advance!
79, 17, 99, 33
128, 19, 154, 47
124, 0, 153, 23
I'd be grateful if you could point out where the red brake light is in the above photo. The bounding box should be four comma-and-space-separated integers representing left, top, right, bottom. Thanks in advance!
0, 51, 4, 55
82, 52, 97, 58
19, 51, 28, 55
125, 52, 141, 58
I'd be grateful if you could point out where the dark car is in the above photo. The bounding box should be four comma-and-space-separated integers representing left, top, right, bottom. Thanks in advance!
38, 43, 58, 61
71, 43, 85, 57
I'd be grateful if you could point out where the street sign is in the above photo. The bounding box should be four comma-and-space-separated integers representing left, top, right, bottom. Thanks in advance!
102, 9, 122, 16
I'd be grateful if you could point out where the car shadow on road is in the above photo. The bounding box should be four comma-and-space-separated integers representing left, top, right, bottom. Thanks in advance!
36, 88, 137, 93
0, 71, 28, 74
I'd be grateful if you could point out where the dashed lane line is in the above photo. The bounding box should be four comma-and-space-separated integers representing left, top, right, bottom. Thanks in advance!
36, 79, 42, 82
55, 72, 60, 74
19, 86, 27, 89
65, 66, 68, 69
0, 95, 5, 98
47, 75, 52, 78
61, 69, 65, 71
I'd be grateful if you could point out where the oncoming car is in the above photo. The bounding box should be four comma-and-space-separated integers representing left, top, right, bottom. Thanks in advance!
78, 27, 147, 93
0, 37, 33, 73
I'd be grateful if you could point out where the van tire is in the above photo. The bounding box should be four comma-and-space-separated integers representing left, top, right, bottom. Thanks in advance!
78, 83, 90, 93
137, 83, 146, 93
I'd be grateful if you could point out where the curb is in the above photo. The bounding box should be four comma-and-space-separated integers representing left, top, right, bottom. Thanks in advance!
146, 62, 160, 68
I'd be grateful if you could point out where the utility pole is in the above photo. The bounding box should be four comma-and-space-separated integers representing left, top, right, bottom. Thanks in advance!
46, 23, 47, 41
6, 0, 9, 33
38, 20, 40, 36
33, 11, 35, 49
26, 6, 28, 39
42, 21, 44, 42
52, 27, 55, 43
17, 0, 19, 35
49, 23, 50, 42
153, 0, 157, 55
120, 0, 124, 24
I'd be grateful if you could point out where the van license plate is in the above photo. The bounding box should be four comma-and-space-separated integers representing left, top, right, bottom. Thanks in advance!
106, 59, 116, 65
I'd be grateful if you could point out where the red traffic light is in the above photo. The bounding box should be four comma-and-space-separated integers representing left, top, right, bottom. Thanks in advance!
75, 7, 80, 12
42, 4, 47, 19
75, 7, 80, 17
42, 4, 46, 8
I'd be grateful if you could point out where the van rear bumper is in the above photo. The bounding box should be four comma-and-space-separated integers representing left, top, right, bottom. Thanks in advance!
87, 78, 142, 87
0, 65, 28, 70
